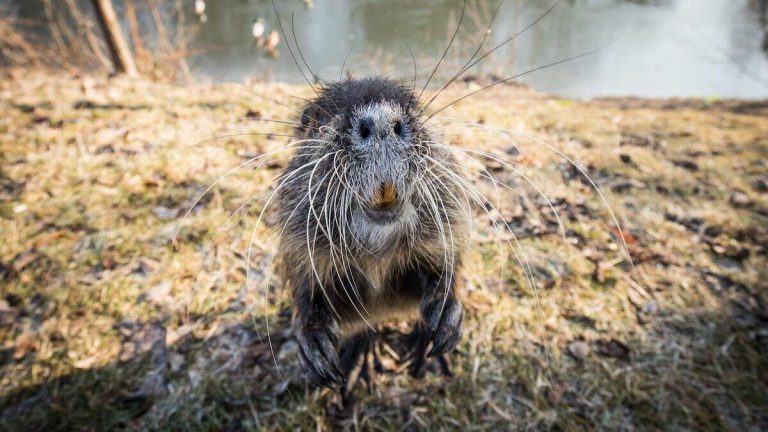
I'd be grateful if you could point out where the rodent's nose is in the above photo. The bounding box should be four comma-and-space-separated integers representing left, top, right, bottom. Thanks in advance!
359, 116, 398, 140
358, 117, 376, 140
370, 181, 398, 210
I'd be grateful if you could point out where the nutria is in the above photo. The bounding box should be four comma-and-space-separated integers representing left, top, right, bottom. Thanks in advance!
274, 77, 471, 394
265, 0, 626, 401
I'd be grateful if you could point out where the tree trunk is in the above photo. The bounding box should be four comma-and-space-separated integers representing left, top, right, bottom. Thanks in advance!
90, 0, 137, 76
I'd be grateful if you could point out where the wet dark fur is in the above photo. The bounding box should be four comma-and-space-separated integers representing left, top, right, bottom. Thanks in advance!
274, 77, 470, 391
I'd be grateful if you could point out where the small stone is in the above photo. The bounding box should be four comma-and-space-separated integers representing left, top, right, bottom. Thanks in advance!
702, 273, 735, 292
152, 206, 179, 220
642, 300, 659, 315
568, 340, 590, 361
277, 339, 299, 361
729, 191, 751, 208
169, 352, 185, 372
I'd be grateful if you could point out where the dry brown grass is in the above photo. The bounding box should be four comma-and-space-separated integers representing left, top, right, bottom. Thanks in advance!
0, 69, 766, 431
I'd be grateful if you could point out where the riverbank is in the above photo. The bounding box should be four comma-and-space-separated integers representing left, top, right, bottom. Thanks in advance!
1, 70, 766, 430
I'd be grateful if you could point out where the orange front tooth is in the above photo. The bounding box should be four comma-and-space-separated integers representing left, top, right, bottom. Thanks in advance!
381, 182, 397, 204
372, 182, 397, 209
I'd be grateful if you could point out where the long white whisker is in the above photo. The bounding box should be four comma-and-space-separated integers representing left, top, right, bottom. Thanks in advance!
177, 139, 326, 240
246, 153, 335, 388
306, 151, 375, 329
441, 121, 633, 269
429, 141, 567, 241
422, 142, 554, 381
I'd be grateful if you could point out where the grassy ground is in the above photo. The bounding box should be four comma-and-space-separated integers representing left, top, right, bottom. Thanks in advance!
0, 69, 767, 431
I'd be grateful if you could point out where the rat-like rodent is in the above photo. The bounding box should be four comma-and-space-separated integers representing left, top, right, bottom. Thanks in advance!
274, 77, 470, 392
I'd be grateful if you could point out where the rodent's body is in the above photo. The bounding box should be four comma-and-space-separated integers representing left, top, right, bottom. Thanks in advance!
275, 77, 469, 389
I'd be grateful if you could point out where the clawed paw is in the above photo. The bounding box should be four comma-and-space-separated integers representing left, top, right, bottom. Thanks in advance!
296, 325, 344, 389
421, 296, 464, 358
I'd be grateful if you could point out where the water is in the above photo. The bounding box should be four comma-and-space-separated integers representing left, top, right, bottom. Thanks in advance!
7, 0, 768, 98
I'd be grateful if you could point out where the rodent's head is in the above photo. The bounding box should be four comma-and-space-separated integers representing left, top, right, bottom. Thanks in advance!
299, 78, 420, 221
278, 77, 465, 255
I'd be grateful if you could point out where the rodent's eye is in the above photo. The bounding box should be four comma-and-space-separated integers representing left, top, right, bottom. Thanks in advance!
359, 119, 371, 139
393, 120, 403, 137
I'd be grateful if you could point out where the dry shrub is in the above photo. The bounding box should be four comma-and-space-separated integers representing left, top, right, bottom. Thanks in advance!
0, 0, 199, 81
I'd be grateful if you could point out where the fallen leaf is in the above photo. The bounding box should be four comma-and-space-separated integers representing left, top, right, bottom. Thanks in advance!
13, 332, 39, 360
752, 177, 768, 192
593, 260, 606, 284
141, 281, 172, 305
594, 338, 630, 360
236, 149, 261, 159
32, 230, 67, 248
0, 299, 19, 326
612, 227, 638, 246
133, 257, 160, 278
244, 109, 262, 119
546, 381, 567, 406
118, 321, 167, 362
165, 323, 195, 345
12, 249, 38, 272
123, 370, 167, 400
610, 179, 645, 193
671, 159, 699, 171
73, 355, 99, 369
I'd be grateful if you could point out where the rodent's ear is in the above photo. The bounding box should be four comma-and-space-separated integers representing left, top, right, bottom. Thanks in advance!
300, 106, 328, 132
300, 107, 315, 131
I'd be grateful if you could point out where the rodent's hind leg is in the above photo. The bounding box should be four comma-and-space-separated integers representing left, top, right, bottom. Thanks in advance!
403, 322, 454, 379
338, 329, 381, 405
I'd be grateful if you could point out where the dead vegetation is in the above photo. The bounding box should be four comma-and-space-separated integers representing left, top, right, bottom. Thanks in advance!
0, 70, 766, 430
0, 1, 197, 81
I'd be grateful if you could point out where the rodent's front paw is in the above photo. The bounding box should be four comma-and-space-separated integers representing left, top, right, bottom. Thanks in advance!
422, 296, 464, 358
296, 325, 344, 389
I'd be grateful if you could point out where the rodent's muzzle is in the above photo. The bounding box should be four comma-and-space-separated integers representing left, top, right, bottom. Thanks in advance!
364, 181, 400, 223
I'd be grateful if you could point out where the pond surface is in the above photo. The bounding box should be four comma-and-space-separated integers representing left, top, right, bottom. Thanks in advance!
9, 0, 768, 98
187, 0, 768, 99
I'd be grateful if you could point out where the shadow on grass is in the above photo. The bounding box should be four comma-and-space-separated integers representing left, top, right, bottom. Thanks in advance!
0, 311, 299, 431
1, 300, 767, 431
